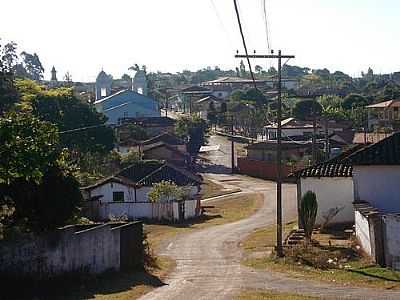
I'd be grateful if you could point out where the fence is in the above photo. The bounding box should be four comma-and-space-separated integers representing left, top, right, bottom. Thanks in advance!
0, 222, 143, 279
237, 157, 303, 181
85, 199, 199, 222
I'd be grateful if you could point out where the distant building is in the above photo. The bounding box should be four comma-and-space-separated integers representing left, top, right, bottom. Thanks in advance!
94, 90, 160, 125
95, 70, 112, 101
366, 99, 400, 130
50, 66, 57, 82
132, 70, 148, 96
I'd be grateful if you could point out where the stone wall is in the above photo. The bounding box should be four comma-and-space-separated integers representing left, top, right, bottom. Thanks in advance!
0, 222, 143, 279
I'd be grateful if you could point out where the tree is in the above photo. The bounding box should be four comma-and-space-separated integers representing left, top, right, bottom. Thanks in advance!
121, 73, 132, 81
244, 88, 267, 107
20, 51, 44, 80
299, 191, 318, 246
16, 80, 115, 156
148, 181, 183, 203
342, 93, 368, 110
255, 65, 263, 74
0, 112, 60, 184
175, 115, 207, 156
1, 41, 18, 72
293, 99, 322, 120
124, 124, 148, 141
0, 113, 82, 233
0, 70, 18, 115
64, 71, 72, 83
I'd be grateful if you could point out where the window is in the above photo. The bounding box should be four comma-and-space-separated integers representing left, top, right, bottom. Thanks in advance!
113, 191, 124, 202
101, 87, 107, 97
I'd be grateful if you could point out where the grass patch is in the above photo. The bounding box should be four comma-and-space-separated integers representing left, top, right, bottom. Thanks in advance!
146, 193, 264, 249
199, 179, 240, 200
241, 222, 400, 289
235, 290, 321, 300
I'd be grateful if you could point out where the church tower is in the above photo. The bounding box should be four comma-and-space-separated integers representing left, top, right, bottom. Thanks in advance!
51, 66, 57, 81
132, 70, 148, 96
95, 70, 112, 101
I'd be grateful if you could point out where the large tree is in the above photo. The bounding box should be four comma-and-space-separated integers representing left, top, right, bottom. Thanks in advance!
0, 113, 82, 233
293, 99, 323, 120
175, 115, 207, 156
16, 80, 115, 156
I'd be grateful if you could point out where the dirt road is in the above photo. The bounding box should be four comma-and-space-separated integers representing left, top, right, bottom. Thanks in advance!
140, 174, 295, 300
140, 135, 400, 299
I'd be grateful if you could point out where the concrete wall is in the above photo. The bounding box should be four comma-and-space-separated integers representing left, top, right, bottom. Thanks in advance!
300, 177, 354, 226
353, 166, 400, 213
89, 199, 199, 222
355, 210, 372, 256
382, 214, 400, 269
0, 222, 143, 279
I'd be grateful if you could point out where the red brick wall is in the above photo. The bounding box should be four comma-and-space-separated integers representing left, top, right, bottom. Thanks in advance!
237, 158, 303, 181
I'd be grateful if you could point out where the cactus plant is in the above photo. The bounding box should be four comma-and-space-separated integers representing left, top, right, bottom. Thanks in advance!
299, 191, 318, 246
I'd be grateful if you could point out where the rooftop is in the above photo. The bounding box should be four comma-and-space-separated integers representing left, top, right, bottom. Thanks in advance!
366, 99, 400, 109
293, 144, 366, 178
344, 132, 400, 165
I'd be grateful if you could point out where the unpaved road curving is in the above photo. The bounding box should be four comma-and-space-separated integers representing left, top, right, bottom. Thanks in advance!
140, 174, 400, 300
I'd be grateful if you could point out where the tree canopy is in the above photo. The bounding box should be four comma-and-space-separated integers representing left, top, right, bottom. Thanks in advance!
293, 99, 323, 120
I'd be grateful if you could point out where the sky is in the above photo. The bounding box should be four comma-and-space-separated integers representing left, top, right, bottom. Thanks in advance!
1, 0, 399, 82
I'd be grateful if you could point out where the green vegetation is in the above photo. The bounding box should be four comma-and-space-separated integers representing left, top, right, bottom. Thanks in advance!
299, 191, 318, 245
175, 115, 208, 156
148, 181, 183, 203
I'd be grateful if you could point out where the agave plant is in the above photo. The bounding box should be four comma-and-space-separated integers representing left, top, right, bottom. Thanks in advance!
299, 191, 318, 246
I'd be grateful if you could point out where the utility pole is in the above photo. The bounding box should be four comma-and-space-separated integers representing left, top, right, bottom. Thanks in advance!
165, 92, 169, 117
235, 51, 295, 258
324, 118, 330, 160
231, 115, 235, 174
312, 102, 317, 165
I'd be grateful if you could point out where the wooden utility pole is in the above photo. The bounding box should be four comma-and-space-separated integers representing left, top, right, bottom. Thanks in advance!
312, 103, 317, 165
235, 51, 295, 258
231, 115, 235, 174
324, 118, 330, 160
165, 92, 169, 117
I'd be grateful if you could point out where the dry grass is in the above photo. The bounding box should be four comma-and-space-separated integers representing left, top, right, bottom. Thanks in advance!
241, 222, 400, 290
235, 290, 321, 300
146, 193, 264, 249
199, 179, 240, 200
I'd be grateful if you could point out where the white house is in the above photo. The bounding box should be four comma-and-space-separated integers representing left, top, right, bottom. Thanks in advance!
293, 145, 366, 227
82, 161, 202, 221
345, 132, 400, 213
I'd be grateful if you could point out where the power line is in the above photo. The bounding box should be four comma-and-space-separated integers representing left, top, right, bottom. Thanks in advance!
232, 0, 257, 89
58, 123, 108, 134
262, 0, 272, 52
209, 0, 234, 48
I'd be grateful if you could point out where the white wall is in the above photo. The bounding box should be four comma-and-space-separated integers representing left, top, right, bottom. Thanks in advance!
300, 177, 354, 226
90, 182, 137, 202
355, 210, 372, 256
382, 214, 400, 270
353, 166, 400, 213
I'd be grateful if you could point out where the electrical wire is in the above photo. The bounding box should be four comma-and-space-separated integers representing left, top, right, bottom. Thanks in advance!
58, 123, 109, 134
262, 0, 271, 52
233, 0, 257, 89
209, 0, 234, 48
